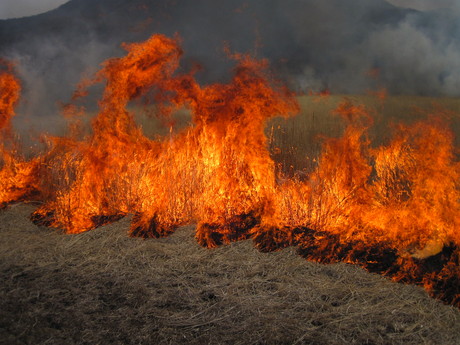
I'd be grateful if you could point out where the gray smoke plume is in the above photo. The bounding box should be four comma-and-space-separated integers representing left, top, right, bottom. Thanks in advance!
0, 0, 459, 135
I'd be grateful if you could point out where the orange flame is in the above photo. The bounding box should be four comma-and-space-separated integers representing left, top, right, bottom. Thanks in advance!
0, 61, 40, 207
0, 34, 459, 307
0, 60, 20, 134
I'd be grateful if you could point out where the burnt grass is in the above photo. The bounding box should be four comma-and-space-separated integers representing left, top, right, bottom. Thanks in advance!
1, 205, 460, 345
252, 225, 460, 307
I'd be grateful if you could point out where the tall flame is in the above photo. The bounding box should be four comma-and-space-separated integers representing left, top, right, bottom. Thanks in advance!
0, 60, 20, 133
0, 61, 40, 207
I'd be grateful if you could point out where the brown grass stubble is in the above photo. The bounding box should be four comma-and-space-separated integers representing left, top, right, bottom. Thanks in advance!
1, 203, 460, 345
1, 95, 460, 344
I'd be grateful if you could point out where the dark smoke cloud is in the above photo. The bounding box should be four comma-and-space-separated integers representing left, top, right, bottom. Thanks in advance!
0, 0, 459, 134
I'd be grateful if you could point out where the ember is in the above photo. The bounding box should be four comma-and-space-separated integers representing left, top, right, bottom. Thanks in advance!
0, 34, 459, 307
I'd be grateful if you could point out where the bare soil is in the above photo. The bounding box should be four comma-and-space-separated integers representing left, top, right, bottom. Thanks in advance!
1, 204, 460, 345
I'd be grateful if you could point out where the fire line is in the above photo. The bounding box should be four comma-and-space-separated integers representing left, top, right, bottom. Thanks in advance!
0, 34, 459, 308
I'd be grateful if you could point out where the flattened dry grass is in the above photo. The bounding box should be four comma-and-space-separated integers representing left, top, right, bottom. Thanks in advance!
1, 204, 459, 345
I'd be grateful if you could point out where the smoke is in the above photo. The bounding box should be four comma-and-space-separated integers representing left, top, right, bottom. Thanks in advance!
6, 33, 117, 138
386, 0, 458, 12
363, 17, 460, 96
262, 0, 460, 96
0, 0, 459, 133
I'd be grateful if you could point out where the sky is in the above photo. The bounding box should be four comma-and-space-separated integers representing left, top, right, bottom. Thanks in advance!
0, 0, 458, 19
0, 0, 69, 19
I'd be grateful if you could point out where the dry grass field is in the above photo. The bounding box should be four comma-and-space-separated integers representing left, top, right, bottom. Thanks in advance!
1, 203, 460, 345
2, 95, 460, 344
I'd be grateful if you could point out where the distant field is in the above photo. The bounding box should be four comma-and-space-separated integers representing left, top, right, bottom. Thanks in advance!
267, 94, 460, 174
134, 93, 460, 144
77, 94, 457, 146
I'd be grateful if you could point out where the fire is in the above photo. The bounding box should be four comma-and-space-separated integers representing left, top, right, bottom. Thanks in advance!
0, 61, 40, 207
0, 34, 459, 307
0, 60, 20, 133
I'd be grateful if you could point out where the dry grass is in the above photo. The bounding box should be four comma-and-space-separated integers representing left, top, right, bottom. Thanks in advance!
1, 204, 460, 345
268, 95, 460, 174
